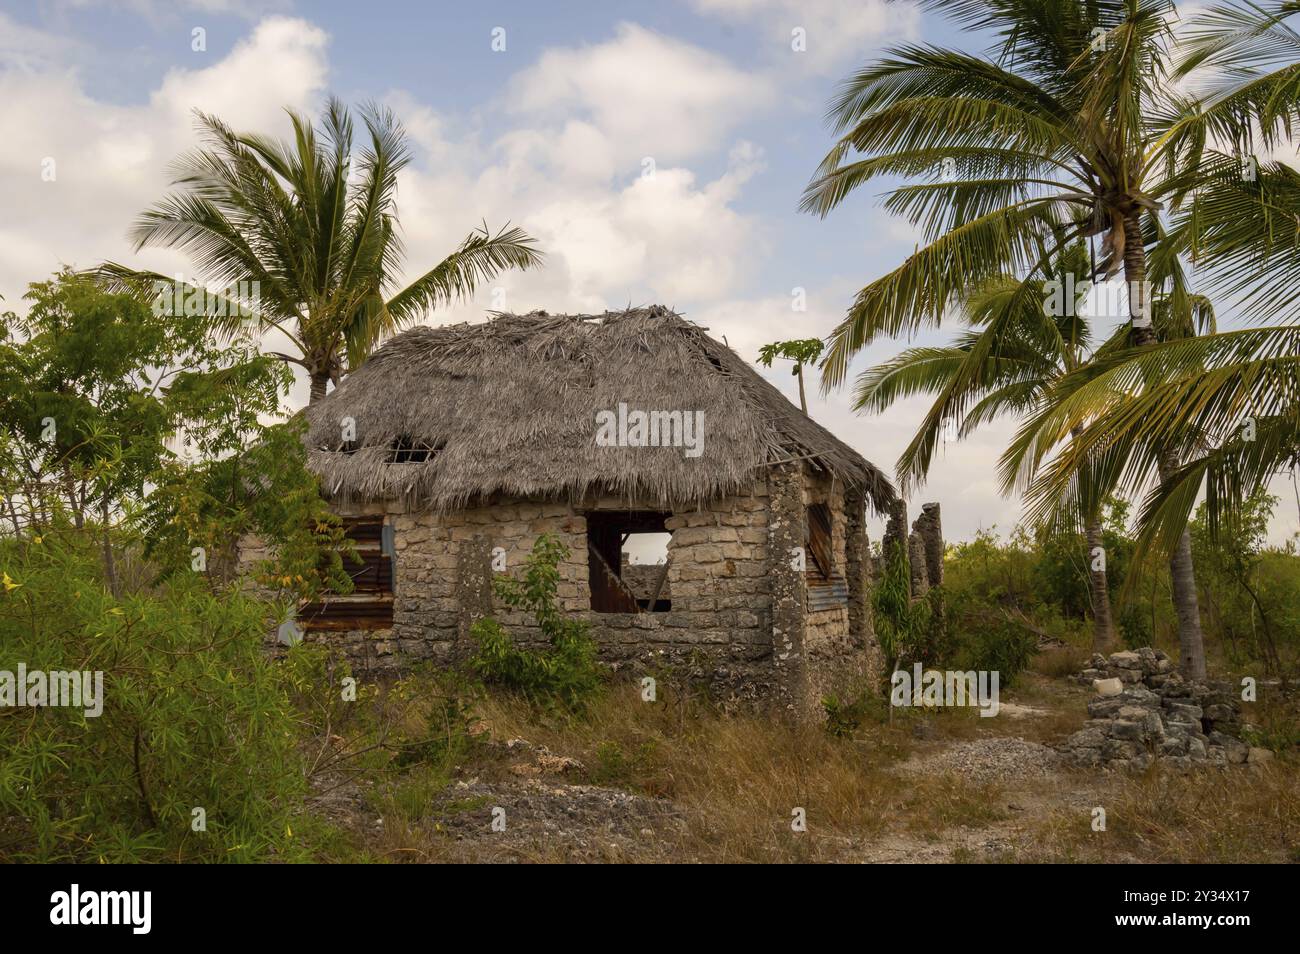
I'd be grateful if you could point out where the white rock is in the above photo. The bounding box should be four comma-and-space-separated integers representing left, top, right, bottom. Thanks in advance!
1093, 677, 1124, 697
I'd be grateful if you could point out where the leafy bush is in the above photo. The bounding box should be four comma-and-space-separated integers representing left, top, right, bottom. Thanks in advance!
1190, 492, 1300, 677
871, 540, 935, 681
821, 691, 891, 737
953, 620, 1037, 688
0, 534, 313, 862
469, 534, 603, 712
139, 417, 355, 601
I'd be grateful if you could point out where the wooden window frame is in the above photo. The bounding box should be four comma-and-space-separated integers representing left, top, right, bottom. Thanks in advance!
299, 516, 396, 631
586, 510, 672, 614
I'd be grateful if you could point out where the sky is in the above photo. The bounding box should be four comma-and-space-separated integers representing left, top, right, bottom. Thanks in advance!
1, 0, 1296, 546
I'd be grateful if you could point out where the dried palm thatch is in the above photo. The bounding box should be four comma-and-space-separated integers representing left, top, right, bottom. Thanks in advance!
305, 306, 894, 512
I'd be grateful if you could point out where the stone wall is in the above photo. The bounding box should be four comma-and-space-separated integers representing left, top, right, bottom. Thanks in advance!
620, 560, 670, 602
251, 464, 878, 714
802, 472, 877, 709
766, 463, 808, 714
309, 482, 777, 701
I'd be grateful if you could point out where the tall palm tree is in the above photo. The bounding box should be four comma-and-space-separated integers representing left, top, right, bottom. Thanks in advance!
97, 99, 543, 403
801, 0, 1220, 677
1003, 2, 1300, 639
856, 244, 1121, 650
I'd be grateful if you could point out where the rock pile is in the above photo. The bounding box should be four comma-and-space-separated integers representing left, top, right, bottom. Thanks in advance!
1061, 649, 1271, 769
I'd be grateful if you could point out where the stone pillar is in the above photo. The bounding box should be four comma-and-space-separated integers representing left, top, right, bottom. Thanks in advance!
844, 488, 871, 650
914, 502, 944, 590
883, 498, 908, 563
767, 463, 809, 718
908, 531, 929, 598
912, 502, 945, 646
456, 532, 495, 660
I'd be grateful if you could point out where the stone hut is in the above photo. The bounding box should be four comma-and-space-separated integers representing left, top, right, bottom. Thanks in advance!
291, 306, 895, 713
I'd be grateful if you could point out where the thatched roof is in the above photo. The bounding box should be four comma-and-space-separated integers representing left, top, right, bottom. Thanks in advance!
305, 307, 894, 513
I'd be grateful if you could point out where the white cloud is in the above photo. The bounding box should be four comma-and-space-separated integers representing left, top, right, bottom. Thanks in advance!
509, 22, 775, 164
384, 27, 775, 318
0, 16, 328, 303
691, 0, 918, 73
150, 16, 327, 129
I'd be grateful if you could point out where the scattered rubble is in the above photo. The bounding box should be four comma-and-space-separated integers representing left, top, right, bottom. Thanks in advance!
428, 778, 683, 861
899, 737, 1061, 784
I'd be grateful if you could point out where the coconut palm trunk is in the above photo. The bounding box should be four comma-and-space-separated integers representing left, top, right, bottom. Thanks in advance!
309, 367, 331, 405
1074, 422, 1117, 653
1083, 515, 1116, 653
1122, 211, 1207, 679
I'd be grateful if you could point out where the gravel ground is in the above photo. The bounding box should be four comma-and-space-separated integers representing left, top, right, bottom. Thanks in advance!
896, 737, 1062, 784
427, 778, 684, 862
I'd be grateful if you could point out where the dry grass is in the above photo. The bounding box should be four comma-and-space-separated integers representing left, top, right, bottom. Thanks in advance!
475, 686, 893, 861
1024, 760, 1300, 863
1031, 645, 1089, 679
314, 669, 1297, 863
329, 678, 1016, 862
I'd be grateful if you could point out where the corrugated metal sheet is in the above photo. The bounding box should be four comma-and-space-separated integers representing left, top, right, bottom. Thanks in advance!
300, 595, 395, 630
300, 517, 395, 631
807, 575, 848, 612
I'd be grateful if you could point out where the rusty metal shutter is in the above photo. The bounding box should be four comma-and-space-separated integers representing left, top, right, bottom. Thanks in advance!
806, 503, 834, 580
301, 517, 395, 631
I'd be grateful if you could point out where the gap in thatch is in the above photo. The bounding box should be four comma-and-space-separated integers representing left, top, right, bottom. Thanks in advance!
697, 344, 730, 375
391, 435, 444, 464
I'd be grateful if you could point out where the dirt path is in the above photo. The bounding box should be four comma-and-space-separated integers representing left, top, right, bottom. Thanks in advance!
866, 735, 1112, 862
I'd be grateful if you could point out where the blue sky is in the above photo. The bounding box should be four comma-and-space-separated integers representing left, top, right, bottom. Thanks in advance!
2, 0, 1296, 544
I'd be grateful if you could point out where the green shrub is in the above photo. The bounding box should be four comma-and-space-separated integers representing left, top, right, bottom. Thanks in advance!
955, 621, 1037, 688
0, 534, 312, 862
589, 739, 658, 787
821, 691, 891, 737
469, 534, 603, 712
872, 540, 935, 681
1118, 601, 1154, 650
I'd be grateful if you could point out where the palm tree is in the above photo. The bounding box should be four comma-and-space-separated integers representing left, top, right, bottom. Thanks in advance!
856, 245, 1121, 651
757, 338, 825, 414
801, 0, 1220, 677
1176, 1, 1300, 155
1001, 2, 1300, 654
1170, 1, 1300, 321
1009, 322, 1297, 549
96, 99, 543, 403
